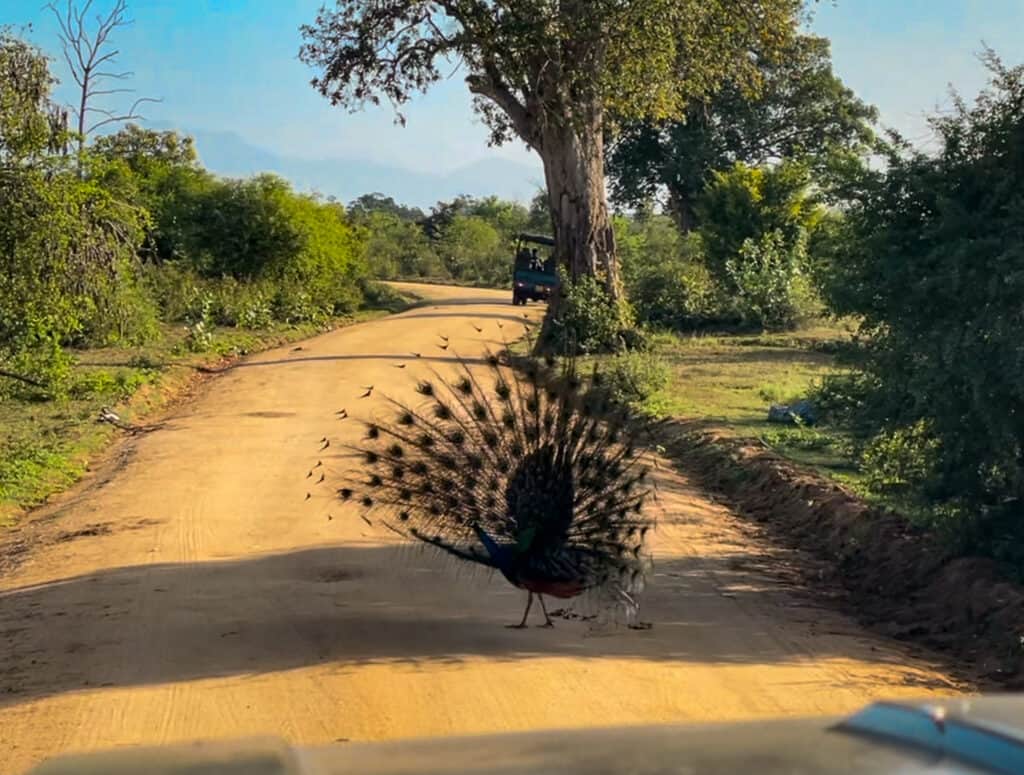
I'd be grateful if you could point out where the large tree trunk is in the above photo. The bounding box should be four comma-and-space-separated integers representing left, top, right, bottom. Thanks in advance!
538, 120, 621, 303
667, 186, 697, 234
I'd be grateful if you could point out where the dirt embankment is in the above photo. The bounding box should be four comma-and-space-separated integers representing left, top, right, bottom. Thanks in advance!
666, 427, 1024, 688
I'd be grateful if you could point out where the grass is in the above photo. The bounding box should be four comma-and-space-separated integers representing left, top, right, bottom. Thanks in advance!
633, 321, 866, 488
0, 300, 416, 525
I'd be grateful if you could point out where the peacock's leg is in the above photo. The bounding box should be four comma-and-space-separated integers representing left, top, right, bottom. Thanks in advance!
536, 594, 554, 628
506, 591, 533, 629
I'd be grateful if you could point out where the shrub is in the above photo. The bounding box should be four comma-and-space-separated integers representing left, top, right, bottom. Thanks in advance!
697, 160, 821, 286
183, 293, 215, 352
544, 273, 634, 355
272, 285, 329, 324
621, 230, 732, 330
818, 54, 1024, 568
725, 229, 815, 329
858, 420, 941, 497
602, 350, 671, 406
77, 260, 162, 347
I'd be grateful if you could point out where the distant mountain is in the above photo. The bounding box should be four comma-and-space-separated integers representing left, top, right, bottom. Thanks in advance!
147, 123, 543, 209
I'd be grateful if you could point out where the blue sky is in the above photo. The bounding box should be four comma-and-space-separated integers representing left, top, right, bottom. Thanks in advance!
3, 0, 1023, 173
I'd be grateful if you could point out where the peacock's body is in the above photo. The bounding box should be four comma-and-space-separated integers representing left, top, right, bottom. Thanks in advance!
325, 348, 657, 628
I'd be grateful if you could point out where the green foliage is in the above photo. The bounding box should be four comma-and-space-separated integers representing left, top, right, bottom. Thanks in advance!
820, 53, 1024, 566
0, 39, 170, 390
351, 193, 537, 287
608, 34, 877, 231
183, 293, 215, 352
93, 123, 199, 175
70, 368, 151, 400
726, 230, 816, 329
95, 127, 370, 323
438, 214, 504, 285
858, 421, 941, 497
617, 218, 726, 329
526, 190, 551, 234
697, 161, 821, 284
358, 278, 414, 313
78, 260, 162, 347
602, 351, 671, 406
359, 210, 442, 279
545, 274, 634, 355
301, 1, 803, 144
92, 124, 212, 263
348, 192, 424, 222
191, 174, 304, 279
0, 31, 58, 162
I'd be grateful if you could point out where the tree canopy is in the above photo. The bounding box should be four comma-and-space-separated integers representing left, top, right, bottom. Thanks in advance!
301, 0, 806, 312
607, 33, 876, 230
301, 1, 803, 144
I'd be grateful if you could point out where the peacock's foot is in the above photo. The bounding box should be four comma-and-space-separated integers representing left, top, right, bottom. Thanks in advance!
505, 623, 529, 629
536, 622, 555, 629
628, 621, 653, 630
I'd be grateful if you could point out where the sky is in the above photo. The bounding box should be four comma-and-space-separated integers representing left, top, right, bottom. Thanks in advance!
3, 0, 1023, 174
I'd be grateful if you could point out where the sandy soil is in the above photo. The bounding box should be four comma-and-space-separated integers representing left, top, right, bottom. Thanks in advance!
0, 283, 963, 773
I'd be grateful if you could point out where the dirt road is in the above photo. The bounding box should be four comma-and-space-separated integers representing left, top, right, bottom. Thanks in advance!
0, 284, 961, 772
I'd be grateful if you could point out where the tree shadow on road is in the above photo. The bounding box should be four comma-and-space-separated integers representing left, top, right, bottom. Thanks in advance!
0, 539, 952, 710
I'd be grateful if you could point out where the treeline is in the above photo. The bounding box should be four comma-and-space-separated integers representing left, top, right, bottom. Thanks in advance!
1, 32, 369, 395
350, 191, 550, 287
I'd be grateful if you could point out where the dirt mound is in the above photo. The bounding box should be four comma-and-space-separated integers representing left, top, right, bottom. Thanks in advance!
665, 427, 1024, 687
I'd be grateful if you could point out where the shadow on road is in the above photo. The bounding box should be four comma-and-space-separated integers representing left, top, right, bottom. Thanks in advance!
0, 540, 939, 710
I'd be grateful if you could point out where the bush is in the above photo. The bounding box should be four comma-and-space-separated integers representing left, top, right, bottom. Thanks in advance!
697, 161, 821, 285
602, 350, 671, 406
69, 369, 150, 400
726, 230, 816, 329
858, 420, 941, 497
140, 262, 201, 322
77, 260, 162, 347
544, 273, 634, 355
183, 293, 215, 352
272, 285, 329, 324
619, 227, 732, 330
819, 54, 1024, 567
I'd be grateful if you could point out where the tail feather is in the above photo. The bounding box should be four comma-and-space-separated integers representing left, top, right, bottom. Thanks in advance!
320, 343, 657, 620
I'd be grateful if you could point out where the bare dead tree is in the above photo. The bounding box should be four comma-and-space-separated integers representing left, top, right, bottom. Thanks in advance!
47, 0, 160, 159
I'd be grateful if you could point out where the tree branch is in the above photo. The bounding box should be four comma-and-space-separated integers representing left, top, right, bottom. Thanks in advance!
47, 0, 159, 150
85, 96, 161, 134
466, 68, 534, 143
86, 87, 136, 98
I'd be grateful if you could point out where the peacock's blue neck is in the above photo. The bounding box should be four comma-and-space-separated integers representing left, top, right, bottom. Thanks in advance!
473, 525, 519, 584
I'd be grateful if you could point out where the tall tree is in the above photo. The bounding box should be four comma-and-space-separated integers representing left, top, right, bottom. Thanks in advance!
0, 31, 144, 386
47, 0, 160, 159
300, 0, 804, 304
608, 34, 876, 232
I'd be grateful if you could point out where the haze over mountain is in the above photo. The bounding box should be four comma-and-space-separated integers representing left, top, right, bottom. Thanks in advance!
150, 123, 544, 210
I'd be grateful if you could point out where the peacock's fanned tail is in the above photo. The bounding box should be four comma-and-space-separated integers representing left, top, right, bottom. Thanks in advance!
328, 348, 657, 618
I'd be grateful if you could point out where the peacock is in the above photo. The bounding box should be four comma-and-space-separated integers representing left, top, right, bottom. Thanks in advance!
317, 345, 657, 628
